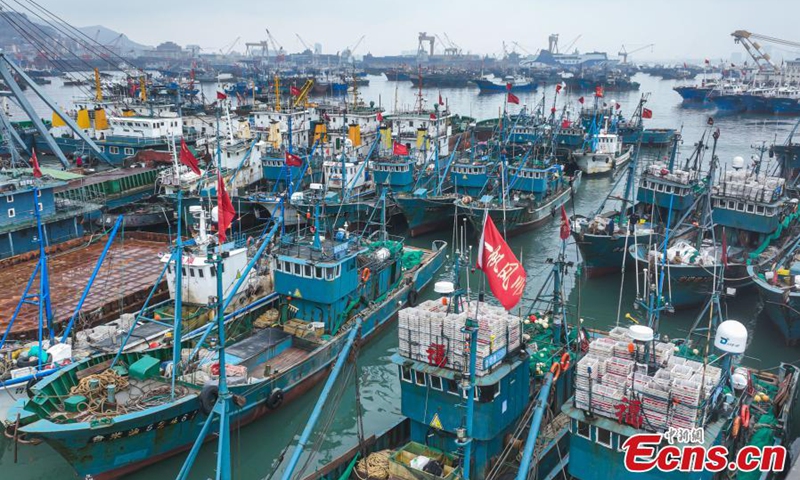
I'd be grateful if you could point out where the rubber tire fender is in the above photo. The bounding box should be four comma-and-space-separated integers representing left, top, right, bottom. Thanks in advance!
408, 289, 419, 307
199, 385, 219, 416
267, 388, 284, 410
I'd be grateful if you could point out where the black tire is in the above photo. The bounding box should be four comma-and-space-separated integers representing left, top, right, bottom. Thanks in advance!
199, 385, 219, 415
25, 377, 37, 398
408, 289, 419, 307
266, 388, 284, 410
15, 356, 39, 368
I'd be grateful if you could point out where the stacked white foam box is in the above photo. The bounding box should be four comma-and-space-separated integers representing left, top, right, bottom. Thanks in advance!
396, 301, 520, 376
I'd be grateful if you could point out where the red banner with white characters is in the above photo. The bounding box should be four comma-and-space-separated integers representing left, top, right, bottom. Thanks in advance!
476, 213, 526, 310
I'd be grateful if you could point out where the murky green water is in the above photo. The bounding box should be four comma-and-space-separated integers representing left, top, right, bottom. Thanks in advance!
2, 73, 799, 479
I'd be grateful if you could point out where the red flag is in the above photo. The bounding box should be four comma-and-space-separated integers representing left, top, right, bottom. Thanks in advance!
216, 172, 236, 243
438, 92, 444, 106
642, 108, 653, 119
615, 102, 621, 110
560, 206, 570, 240
555, 83, 562, 94
506, 82, 512, 91
561, 119, 571, 129
430, 113, 437, 120
721, 228, 728, 268
285, 151, 303, 167
595, 85, 604, 98
507, 92, 520, 104
290, 86, 301, 96
683, 62, 688, 68
377, 111, 383, 122
476, 214, 526, 310
393, 141, 409, 156
578, 96, 585, 104
704, 58, 710, 64
31, 149, 42, 178
179, 139, 202, 175
216, 91, 227, 100
550, 107, 557, 114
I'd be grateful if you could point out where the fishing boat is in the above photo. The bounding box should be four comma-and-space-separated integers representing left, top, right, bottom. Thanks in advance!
572, 130, 632, 175
564, 304, 800, 479
632, 138, 799, 310
302, 204, 585, 480
457, 160, 581, 237
97, 195, 174, 229
9, 192, 447, 479
473, 75, 538, 93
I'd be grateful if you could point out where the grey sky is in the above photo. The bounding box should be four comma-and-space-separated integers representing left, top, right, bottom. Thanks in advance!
34, 0, 800, 61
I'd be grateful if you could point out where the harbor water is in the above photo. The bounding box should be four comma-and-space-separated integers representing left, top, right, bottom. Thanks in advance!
1, 72, 799, 479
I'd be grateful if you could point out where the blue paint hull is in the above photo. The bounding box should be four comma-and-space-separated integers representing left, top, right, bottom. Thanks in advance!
395, 194, 457, 237
750, 266, 800, 345
473, 79, 537, 93
673, 85, 712, 103
18, 242, 448, 479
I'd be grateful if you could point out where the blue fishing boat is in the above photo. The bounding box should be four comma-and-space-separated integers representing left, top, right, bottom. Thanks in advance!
473, 75, 538, 93
564, 262, 800, 480
303, 212, 586, 480
458, 160, 581, 237
9, 193, 447, 479
632, 137, 798, 310
673, 84, 715, 103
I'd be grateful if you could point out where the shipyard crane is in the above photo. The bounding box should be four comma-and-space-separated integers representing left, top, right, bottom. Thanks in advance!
618, 44, 654, 63
731, 30, 800, 72
563, 34, 582, 53
340, 35, 365, 63
265, 28, 286, 60
245, 41, 269, 58
512, 41, 535, 57
442, 32, 462, 56
220, 36, 240, 55
295, 33, 313, 53
418, 32, 435, 56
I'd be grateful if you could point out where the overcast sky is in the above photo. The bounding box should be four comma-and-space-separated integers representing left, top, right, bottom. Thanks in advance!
29, 0, 800, 61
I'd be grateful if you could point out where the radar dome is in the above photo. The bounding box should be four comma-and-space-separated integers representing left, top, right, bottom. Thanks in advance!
629, 325, 654, 342
732, 156, 745, 170
434, 281, 455, 294
714, 320, 748, 354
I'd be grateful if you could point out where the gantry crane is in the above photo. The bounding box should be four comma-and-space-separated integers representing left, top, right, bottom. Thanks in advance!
618, 44, 654, 63
418, 32, 435, 56
731, 30, 800, 72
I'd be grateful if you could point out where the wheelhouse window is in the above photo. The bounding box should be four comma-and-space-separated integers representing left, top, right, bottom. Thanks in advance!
414, 370, 426, 387
596, 427, 613, 448
446, 379, 459, 395
618, 435, 629, 452
477, 383, 500, 402
429, 375, 443, 391
400, 365, 412, 383
576, 420, 591, 440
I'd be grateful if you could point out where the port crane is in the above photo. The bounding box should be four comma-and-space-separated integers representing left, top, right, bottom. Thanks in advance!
418, 32, 435, 56
340, 35, 365, 63
265, 28, 286, 60
618, 44, 654, 63
219, 36, 240, 55
732, 30, 800, 72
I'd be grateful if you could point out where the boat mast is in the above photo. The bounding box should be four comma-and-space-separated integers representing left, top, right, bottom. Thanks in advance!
170, 191, 184, 399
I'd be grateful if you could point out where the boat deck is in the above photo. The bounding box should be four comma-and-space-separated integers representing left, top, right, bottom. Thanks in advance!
251, 346, 309, 379
0, 234, 169, 339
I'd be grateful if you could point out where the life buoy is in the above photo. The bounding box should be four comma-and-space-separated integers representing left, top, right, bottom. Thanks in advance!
550, 362, 561, 381
741, 404, 750, 429
267, 388, 284, 410
199, 385, 219, 416
732, 416, 741, 437
408, 289, 419, 307
360, 268, 371, 283
560, 352, 571, 371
